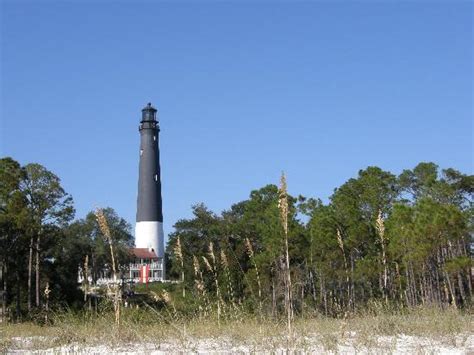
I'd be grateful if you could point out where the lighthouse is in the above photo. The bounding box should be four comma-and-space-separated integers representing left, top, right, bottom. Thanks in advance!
135, 103, 165, 280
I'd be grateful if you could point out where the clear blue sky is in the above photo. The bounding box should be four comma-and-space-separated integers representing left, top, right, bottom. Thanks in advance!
1, 1, 472, 243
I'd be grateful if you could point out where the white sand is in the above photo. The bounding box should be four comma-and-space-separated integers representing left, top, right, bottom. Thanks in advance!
7, 333, 474, 354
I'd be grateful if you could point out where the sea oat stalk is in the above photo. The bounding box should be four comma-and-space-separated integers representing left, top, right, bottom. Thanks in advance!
162, 290, 176, 313
44, 282, 50, 324
174, 236, 185, 298
220, 249, 237, 310
337, 228, 351, 308
95, 208, 121, 325
193, 255, 205, 295
83, 255, 91, 310
245, 237, 262, 311
204, 242, 222, 325
278, 172, 293, 336
376, 210, 388, 302
193, 255, 209, 317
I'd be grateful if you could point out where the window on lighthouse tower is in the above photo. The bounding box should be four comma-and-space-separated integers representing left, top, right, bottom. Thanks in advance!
154, 174, 158, 181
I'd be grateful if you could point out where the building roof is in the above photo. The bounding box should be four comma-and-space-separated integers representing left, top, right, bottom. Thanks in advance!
130, 248, 158, 260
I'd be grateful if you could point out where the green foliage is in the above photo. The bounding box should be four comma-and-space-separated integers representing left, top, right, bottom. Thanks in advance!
1, 157, 472, 321
167, 163, 473, 315
22, 163, 75, 227
0, 157, 133, 318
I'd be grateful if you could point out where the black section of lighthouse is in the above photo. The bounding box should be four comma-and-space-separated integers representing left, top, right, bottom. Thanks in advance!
135, 103, 165, 277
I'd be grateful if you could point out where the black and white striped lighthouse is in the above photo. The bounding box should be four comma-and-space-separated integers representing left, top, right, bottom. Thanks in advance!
135, 103, 165, 277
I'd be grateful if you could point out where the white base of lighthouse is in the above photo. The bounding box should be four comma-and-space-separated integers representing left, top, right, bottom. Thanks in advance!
135, 221, 164, 258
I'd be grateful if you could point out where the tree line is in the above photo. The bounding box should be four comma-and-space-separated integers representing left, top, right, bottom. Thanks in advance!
0, 157, 132, 321
167, 163, 473, 316
1, 156, 472, 322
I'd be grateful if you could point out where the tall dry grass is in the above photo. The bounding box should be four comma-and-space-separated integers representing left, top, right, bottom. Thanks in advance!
220, 249, 237, 313
193, 255, 209, 317
2, 306, 472, 353
202, 242, 223, 326
173, 236, 185, 298
278, 172, 293, 336
244, 237, 262, 312
95, 208, 121, 325
376, 210, 388, 303
336, 228, 351, 308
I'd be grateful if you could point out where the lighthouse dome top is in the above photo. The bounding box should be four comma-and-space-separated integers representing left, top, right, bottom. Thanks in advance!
141, 102, 157, 122
142, 102, 157, 112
